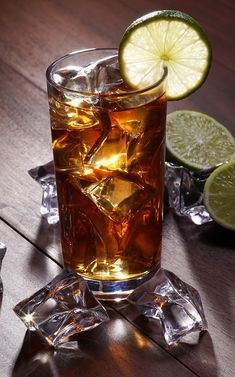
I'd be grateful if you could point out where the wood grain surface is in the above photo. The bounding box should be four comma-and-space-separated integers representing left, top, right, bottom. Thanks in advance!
0, 1, 234, 376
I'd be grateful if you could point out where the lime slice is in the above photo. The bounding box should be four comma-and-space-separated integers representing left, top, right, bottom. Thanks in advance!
119, 10, 212, 100
166, 110, 235, 171
204, 161, 235, 230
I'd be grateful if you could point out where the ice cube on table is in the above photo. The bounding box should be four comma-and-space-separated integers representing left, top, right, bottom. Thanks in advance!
40, 179, 59, 225
13, 270, 109, 347
165, 162, 212, 225
28, 161, 59, 225
128, 268, 207, 345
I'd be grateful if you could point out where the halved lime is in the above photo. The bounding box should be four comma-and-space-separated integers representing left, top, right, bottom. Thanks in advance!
204, 161, 235, 230
166, 110, 235, 171
119, 10, 212, 100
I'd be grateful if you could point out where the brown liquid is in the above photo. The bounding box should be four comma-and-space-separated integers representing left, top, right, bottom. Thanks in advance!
49, 88, 166, 281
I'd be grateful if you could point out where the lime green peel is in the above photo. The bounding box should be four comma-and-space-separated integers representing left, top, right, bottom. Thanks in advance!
119, 10, 212, 100
166, 110, 235, 171
204, 161, 235, 230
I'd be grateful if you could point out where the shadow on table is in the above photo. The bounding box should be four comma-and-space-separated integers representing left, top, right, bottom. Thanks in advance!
170, 213, 235, 376
115, 300, 219, 377
173, 214, 235, 333
0, 292, 2, 312
11, 310, 131, 377
11, 327, 108, 377
28, 218, 62, 278
33, 218, 61, 256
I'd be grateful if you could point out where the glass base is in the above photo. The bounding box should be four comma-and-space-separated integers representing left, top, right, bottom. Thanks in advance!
85, 264, 160, 301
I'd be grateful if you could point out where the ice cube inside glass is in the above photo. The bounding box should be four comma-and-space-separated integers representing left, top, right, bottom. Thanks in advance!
46, 48, 167, 299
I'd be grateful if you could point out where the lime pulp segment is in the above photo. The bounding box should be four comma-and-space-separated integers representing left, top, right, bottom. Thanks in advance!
119, 10, 212, 100
204, 161, 235, 230
166, 111, 235, 171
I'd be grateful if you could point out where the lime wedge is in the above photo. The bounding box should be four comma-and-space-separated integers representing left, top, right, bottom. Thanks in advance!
119, 10, 212, 100
204, 161, 235, 230
166, 110, 235, 171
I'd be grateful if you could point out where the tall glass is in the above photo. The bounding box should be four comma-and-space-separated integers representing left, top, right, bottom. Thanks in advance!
46, 48, 167, 299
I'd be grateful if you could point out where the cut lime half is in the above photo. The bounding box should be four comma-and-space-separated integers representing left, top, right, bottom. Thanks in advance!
204, 161, 235, 231
166, 110, 235, 171
119, 10, 212, 100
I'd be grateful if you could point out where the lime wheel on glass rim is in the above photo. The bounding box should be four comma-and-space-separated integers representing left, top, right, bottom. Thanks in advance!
119, 10, 212, 100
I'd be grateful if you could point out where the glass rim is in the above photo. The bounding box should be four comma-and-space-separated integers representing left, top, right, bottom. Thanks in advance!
46, 47, 168, 98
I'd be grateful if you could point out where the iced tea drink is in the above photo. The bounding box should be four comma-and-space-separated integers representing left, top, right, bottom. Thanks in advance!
46, 49, 167, 298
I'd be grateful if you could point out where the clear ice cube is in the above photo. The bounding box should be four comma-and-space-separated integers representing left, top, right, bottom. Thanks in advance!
28, 161, 59, 225
84, 171, 155, 222
13, 270, 109, 347
53, 55, 121, 94
83, 55, 121, 92
117, 120, 142, 138
84, 110, 111, 165
40, 179, 59, 225
53, 67, 84, 89
165, 162, 212, 225
128, 268, 207, 345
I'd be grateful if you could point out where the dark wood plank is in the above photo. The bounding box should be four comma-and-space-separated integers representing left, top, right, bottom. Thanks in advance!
0, 0, 234, 75
0, 220, 197, 377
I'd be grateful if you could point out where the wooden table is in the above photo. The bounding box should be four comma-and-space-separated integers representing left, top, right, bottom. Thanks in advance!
0, 1, 234, 376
